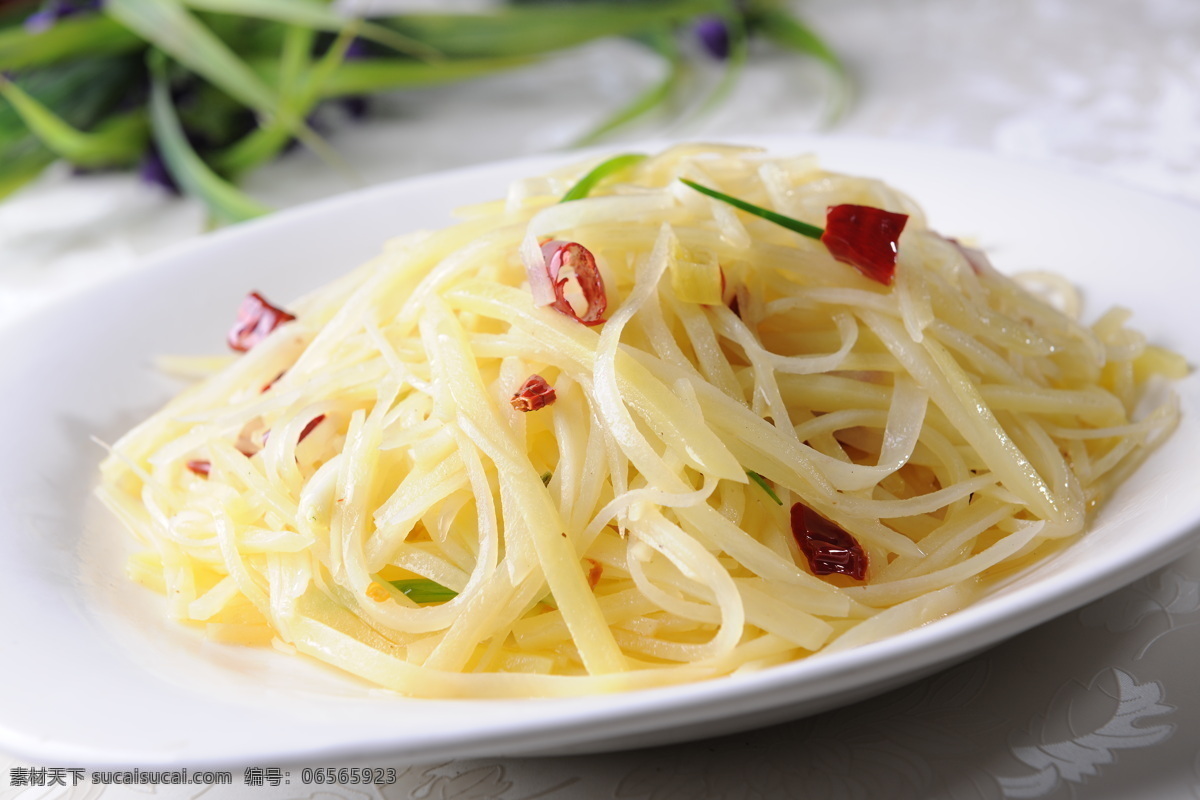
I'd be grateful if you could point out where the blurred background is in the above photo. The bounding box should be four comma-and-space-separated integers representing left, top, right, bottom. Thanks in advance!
2, 0, 1199, 797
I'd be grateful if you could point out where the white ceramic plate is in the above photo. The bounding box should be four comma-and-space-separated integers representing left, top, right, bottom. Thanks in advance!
2, 136, 1198, 769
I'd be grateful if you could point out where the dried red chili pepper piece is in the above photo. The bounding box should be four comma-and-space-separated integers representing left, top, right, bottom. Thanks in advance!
510, 375, 556, 412
185, 459, 211, 477
261, 370, 286, 393
821, 205, 909, 286
234, 421, 261, 457
298, 414, 324, 442
227, 291, 296, 352
790, 503, 868, 580
261, 414, 324, 448
585, 557, 604, 589
540, 240, 607, 326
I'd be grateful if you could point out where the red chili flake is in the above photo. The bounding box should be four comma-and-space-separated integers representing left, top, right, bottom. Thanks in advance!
540, 240, 607, 326
510, 375, 556, 412
790, 503, 868, 580
820, 205, 909, 286
298, 414, 325, 442
227, 291, 296, 352
234, 420, 263, 457
261, 370, 287, 393
585, 557, 603, 589
261, 414, 324, 448
186, 459, 211, 477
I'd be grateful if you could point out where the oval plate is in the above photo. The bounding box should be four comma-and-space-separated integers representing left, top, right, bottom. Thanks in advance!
2, 136, 1198, 768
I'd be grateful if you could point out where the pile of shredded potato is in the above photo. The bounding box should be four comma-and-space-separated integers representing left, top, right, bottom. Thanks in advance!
98, 144, 1185, 697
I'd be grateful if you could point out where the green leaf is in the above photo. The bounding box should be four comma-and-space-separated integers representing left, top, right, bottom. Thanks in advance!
210, 24, 313, 176
0, 55, 144, 195
148, 51, 270, 224
680, 178, 824, 240
179, 0, 441, 60
304, 23, 361, 101
277, 23, 317, 90
106, 0, 280, 115
215, 22, 357, 177
182, 0, 336, 27
746, 470, 783, 505
254, 55, 534, 98
282, 23, 360, 175
387, 578, 458, 604
170, 79, 258, 151
0, 56, 141, 142
382, 1, 717, 59
109, 0, 347, 180
560, 153, 647, 202
0, 75, 148, 166
210, 112, 292, 180
0, 15, 143, 71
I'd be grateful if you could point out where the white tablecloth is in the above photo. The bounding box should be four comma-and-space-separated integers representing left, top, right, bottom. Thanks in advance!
3, 1, 1199, 797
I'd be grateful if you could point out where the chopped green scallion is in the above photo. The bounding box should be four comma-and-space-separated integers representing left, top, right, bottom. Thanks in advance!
560, 153, 646, 202
387, 578, 458, 604
680, 178, 824, 240
747, 470, 783, 505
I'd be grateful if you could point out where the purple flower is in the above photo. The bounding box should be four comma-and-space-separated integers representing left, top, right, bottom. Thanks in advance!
139, 146, 179, 195
339, 36, 371, 118
343, 37, 370, 61
694, 15, 730, 60
24, 0, 103, 33
338, 95, 370, 119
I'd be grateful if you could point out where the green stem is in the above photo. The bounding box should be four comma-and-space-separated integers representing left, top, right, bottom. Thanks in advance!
680, 178, 824, 239
387, 578, 458, 604
381, 2, 719, 59
148, 50, 270, 224
746, 470, 783, 505
253, 55, 535, 99
560, 153, 647, 202
212, 24, 313, 176
0, 74, 148, 166
217, 23, 360, 180
0, 15, 142, 71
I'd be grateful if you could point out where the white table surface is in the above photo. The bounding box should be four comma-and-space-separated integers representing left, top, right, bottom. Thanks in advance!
3, 1, 1199, 797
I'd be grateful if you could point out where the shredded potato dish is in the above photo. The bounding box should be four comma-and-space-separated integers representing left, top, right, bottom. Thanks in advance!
97, 144, 1185, 697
